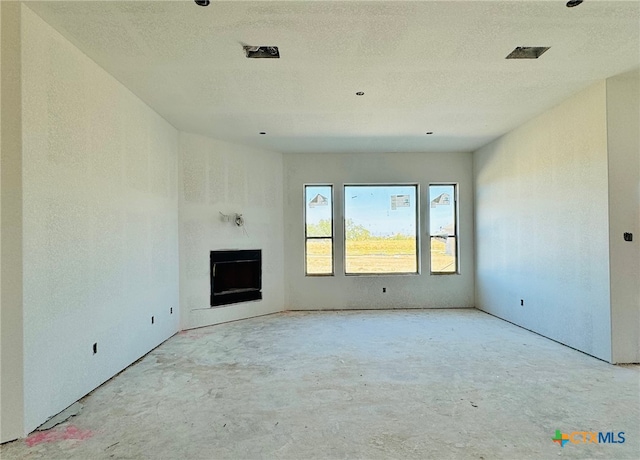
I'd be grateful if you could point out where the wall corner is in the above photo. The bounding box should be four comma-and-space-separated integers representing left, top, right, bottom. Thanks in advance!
0, 0, 25, 442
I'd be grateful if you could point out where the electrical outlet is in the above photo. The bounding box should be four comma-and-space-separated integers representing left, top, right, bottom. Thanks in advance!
624, 232, 633, 242
383, 287, 387, 293
170, 307, 173, 314
520, 299, 524, 306
93, 343, 98, 355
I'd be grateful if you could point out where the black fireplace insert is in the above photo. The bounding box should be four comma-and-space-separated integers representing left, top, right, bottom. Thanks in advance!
210, 250, 262, 307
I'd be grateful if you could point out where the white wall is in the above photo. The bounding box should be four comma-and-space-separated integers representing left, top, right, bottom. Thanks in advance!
474, 82, 612, 362
0, 1, 25, 444
606, 70, 640, 363
179, 132, 285, 330
20, 6, 180, 433
283, 152, 474, 310
0, 2, 3, 438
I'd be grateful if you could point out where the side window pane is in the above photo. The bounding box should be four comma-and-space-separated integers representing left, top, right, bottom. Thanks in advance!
305, 185, 333, 275
429, 184, 458, 274
344, 185, 418, 275
305, 239, 333, 275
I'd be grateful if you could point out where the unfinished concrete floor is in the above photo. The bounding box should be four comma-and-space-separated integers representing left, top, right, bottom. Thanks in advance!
2, 309, 639, 459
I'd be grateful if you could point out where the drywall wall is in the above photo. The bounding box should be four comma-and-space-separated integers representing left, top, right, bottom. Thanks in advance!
179, 132, 285, 330
0, 1, 25, 444
474, 82, 612, 361
283, 152, 474, 310
607, 70, 640, 363
0, 3, 3, 439
21, 6, 179, 433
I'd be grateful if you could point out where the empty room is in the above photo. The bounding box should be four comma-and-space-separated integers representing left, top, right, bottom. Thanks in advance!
1, 0, 639, 459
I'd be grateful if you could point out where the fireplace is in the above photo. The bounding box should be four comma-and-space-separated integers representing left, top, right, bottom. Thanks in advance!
210, 250, 262, 307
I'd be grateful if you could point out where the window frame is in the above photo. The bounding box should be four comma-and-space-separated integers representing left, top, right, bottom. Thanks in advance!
304, 184, 334, 276
343, 183, 420, 276
428, 183, 460, 275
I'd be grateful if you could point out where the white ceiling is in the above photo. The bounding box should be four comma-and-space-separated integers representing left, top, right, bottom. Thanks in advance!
27, 0, 640, 154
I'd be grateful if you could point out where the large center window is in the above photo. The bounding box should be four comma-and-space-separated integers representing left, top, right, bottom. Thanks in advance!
344, 185, 419, 275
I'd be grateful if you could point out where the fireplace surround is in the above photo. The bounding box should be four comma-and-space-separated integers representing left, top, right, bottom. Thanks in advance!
210, 250, 262, 307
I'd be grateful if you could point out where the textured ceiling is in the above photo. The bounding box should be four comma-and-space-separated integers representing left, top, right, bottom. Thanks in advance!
27, 0, 640, 154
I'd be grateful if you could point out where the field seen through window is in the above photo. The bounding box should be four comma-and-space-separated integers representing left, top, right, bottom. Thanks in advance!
306, 221, 456, 274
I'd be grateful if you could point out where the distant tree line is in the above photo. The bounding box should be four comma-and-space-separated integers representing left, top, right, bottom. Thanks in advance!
307, 219, 413, 241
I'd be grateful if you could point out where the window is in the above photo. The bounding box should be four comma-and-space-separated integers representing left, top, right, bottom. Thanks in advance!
344, 185, 419, 275
429, 184, 458, 274
305, 185, 333, 275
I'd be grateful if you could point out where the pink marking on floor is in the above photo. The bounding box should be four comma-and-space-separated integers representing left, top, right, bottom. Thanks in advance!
25, 425, 93, 447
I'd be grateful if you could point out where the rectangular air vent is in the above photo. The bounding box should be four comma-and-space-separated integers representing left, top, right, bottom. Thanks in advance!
244, 46, 280, 59
506, 47, 550, 59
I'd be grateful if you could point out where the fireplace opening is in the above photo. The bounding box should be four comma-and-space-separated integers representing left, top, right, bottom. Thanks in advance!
210, 250, 262, 306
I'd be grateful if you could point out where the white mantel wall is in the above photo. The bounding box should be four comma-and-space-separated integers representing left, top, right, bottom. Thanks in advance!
179, 133, 285, 330
283, 152, 474, 310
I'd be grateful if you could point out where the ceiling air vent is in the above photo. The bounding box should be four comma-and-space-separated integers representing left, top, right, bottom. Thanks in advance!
505, 47, 550, 59
243, 46, 280, 59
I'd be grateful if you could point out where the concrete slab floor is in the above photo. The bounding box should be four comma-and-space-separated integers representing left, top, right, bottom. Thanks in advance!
2, 309, 639, 460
